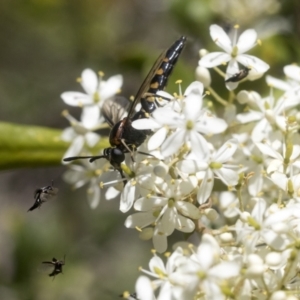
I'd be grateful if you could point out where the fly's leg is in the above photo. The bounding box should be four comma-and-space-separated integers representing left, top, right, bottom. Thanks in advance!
120, 139, 136, 162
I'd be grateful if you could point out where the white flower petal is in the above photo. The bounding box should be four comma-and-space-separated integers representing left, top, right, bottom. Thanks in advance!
214, 139, 238, 162
105, 186, 120, 200
256, 143, 282, 160
226, 81, 239, 91
81, 69, 98, 95
87, 180, 100, 209
209, 261, 240, 278
134, 197, 167, 211
248, 167, 263, 196
183, 94, 203, 121
175, 215, 195, 232
184, 81, 204, 97
120, 182, 136, 213
99, 74, 123, 101
176, 201, 201, 219
210, 24, 232, 53
197, 169, 214, 205
189, 131, 210, 160
251, 119, 270, 142
153, 226, 168, 253
199, 52, 231, 68
62, 136, 85, 163
236, 29, 257, 53
61, 92, 91, 107
85, 132, 100, 147
214, 168, 239, 186
124, 212, 155, 228
237, 54, 269, 73
236, 111, 263, 124
149, 255, 166, 273
61, 127, 76, 142
157, 282, 172, 300
196, 115, 228, 135
177, 159, 208, 174
270, 172, 287, 190
132, 118, 161, 130
161, 130, 185, 157
284, 64, 300, 82
266, 75, 290, 91
135, 276, 155, 300
148, 127, 168, 151
196, 234, 218, 269
153, 107, 182, 126
81, 106, 100, 129
161, 208, 175, 235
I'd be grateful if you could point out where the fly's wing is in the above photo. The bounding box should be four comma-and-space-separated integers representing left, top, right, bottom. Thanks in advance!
125, 36, 186, 122
101, 96, 131, 127
39, 186, 59, 202
125, 51, 167, 120
38, 261, 55, 275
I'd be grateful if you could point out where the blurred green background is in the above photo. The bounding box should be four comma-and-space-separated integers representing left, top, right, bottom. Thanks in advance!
1, 0, 300, 299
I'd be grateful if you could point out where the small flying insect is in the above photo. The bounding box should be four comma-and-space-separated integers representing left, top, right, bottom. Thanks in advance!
225, 66, 251, 83
41, 256, 65, 279
28, 181, 58, 212
64, 37, 186, 180
120, 291, 139, 300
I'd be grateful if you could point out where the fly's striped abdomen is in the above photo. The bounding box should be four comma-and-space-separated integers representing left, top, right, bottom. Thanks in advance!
141, 36, 186, 114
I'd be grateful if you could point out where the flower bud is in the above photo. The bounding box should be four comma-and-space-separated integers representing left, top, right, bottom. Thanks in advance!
237, 90, 261, 109
220, 232, 233, 243
246, 264, 265, 278
248, 254, 263, 265
270, 291, 286, 300
195, 66, 211, 87
139, 228, 153, 240
204, 208, 218, 221
199, 49, 208, 57
265, 252, 282, 268
240, 211, 251, 222
153, 162, 169, 178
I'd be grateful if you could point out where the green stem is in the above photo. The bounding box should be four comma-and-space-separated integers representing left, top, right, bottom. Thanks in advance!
207, 86, 228, 106
0, 122, 109, 169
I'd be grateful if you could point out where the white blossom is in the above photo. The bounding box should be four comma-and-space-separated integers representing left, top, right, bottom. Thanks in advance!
199, 24, 269, 90
61, 68, 123, 123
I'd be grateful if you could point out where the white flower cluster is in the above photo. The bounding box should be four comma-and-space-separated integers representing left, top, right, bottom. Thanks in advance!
61, 25, 300, 299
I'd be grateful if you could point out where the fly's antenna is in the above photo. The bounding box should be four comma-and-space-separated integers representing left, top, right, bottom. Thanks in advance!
89, 156, 106, 163
63, 156, 106, 163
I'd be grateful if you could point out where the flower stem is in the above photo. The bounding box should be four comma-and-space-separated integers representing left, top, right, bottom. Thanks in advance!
207, 86, 228, 106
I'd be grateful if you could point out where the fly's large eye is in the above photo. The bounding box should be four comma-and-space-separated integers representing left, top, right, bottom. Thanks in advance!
111, 148, 125, 164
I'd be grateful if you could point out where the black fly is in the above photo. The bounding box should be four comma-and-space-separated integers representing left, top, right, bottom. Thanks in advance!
28, 181, 58, 212
225, 66, 251, 83
63, 37, 186, 181
42, 256, 65, 279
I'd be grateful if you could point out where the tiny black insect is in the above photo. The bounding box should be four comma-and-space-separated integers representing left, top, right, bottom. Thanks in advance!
64, 37, 186, 181
119, 292, 139, 299
28, 181, 58, 212
225, 66, 251, 83
42, 256, 65, 279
